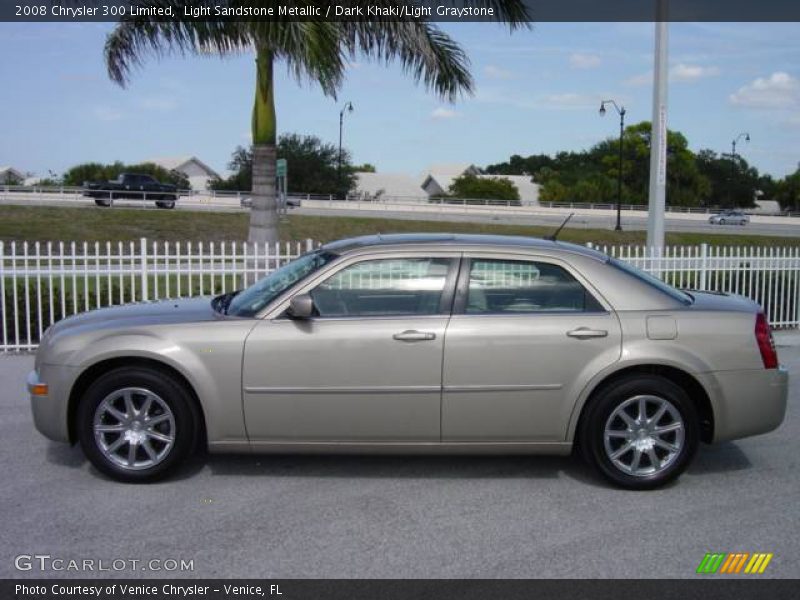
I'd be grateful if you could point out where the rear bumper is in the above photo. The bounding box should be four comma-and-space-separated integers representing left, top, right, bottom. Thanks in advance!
28, 365, 76, 443
699, 366, 788, 442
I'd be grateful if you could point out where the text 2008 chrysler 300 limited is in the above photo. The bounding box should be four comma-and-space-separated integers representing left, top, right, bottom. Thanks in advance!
28, 234, 787, 488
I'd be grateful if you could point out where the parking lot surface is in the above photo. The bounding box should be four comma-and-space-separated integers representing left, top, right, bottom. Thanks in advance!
1, 346, 798, 579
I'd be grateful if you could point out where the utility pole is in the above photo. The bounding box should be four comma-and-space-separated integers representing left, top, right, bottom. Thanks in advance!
646, 0, 669, 250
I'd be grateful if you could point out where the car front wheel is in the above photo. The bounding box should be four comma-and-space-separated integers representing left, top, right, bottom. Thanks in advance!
578, 374, 699, 490
77, 367, 198, 482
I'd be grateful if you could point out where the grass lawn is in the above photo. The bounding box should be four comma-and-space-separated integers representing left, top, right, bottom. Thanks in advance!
1, 204, 798, 247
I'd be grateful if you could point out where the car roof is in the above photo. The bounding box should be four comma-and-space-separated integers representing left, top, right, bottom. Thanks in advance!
321, 233, 609, 261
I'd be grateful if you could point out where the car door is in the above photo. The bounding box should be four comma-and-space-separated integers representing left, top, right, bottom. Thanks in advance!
442, 253, 622, 442
242, 252, 459, 443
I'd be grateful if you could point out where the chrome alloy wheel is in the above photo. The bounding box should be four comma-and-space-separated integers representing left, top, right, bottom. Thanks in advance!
603, 395, 685, 477
93, 387, 176, 470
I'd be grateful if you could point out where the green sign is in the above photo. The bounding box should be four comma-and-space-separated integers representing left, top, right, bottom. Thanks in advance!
276, 158, 287, 178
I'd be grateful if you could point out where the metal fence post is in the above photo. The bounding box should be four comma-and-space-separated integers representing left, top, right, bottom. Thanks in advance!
699, 242, 708, 291
140, 237, 149, 301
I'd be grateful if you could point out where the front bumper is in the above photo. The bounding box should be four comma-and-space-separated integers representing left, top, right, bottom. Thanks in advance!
28, 365, 76, 443
699, 366, 789, 443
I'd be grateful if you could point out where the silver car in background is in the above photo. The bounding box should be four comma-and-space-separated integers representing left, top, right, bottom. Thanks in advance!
708, 210, 750, 225
28, 234, 787, 489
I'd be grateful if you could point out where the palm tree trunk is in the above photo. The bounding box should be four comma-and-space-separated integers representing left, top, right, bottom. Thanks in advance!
248, 46, 279, 244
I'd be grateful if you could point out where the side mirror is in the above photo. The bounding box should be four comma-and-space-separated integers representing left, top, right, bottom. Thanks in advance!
287, 294, 314, 319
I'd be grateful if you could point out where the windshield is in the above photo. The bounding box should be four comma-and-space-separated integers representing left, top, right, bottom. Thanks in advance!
609, 258, 692, 305
226, 251, 337, 317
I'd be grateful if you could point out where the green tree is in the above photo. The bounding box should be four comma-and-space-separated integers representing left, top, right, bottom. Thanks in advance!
211, 134, 357, 195
449, 174, 520, 204
696, 149, 759, 208
492, 122, 711, 207
105, 1, 530, 243
62, 161, 190, 188
278, 133, 357, 196
353, 163, 376, 173
209, 146, 253, 192
775, 165, 800, 212
485, 153, 554, 176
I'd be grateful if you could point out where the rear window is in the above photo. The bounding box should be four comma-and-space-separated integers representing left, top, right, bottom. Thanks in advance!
609, 258, 692, 305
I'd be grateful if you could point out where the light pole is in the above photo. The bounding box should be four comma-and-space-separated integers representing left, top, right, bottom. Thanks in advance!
729, 132, 750, 206
338, 101, 354, 198
600, 99, 626, 231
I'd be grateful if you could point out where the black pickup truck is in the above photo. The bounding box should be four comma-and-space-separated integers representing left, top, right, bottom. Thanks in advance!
83, 173, 179, 208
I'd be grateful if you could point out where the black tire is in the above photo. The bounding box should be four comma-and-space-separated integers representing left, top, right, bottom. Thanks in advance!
578, 374, 699, 490
155, 200, 175, 209
77, 367, 199, 482
94, 197, 112, 207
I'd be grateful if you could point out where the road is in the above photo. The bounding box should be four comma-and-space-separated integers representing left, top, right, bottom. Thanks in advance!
1, 341, 798, 579
297, 206, 800, 238
3, 191, 800, 238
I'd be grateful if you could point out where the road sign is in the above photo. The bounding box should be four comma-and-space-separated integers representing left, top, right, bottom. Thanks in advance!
276, 158, 287, 178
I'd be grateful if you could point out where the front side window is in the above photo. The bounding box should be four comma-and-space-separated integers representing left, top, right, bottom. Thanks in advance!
465, 259, 603, 314
311, 257, 452, 317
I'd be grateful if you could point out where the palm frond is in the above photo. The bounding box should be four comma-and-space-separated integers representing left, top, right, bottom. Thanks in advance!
460, 0, 533, 29
249, 20, 345, 97
105, 1, 250, 86
341, 15, 473, 102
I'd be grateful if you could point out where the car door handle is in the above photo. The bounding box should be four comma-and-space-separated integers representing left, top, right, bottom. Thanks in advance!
393, 330, 436, 342
567, 327, 608, 339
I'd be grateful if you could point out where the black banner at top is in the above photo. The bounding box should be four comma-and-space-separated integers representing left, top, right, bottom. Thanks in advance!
4, 0, 800, 23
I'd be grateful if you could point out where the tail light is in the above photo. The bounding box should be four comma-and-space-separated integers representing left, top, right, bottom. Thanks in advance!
755, 313, 778, 369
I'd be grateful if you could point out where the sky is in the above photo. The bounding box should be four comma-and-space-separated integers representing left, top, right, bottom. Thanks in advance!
0, 21, 798, 181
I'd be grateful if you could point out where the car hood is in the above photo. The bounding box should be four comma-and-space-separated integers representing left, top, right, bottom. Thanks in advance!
48, 297, 221, 337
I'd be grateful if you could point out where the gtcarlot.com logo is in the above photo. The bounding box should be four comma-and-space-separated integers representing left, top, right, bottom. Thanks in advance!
14, 554, 194, 572
696, 552, 774, 575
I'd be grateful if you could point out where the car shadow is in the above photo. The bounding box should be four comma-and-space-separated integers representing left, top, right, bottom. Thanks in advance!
45, 441, 86, 468
688, 442, 752, 474
197, 452, 611, 488
48, 440, 753, 487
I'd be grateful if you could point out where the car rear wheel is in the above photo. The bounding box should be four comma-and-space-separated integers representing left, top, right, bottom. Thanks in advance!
578, 374, 699, 490
94, 197, 112, 207
155, 199, 176, 209
77, 367, 198, 482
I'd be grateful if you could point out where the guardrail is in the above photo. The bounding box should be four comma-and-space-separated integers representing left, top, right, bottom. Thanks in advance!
2, 239, 799, 352
3, 185, 794, 216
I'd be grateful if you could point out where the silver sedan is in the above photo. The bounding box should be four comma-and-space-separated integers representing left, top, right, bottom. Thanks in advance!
708, 210, 750, 225
28, 234, 787, 489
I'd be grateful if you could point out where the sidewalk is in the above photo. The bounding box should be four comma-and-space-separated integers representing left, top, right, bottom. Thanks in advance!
774, 330, 800, 347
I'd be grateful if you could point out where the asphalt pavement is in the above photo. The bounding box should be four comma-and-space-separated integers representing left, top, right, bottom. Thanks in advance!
1, 346, 798, 579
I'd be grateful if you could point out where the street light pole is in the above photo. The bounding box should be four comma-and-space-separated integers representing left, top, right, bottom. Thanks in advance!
729, 132, 750, 206
338, 101, 354, 199
600, 100, 626, 231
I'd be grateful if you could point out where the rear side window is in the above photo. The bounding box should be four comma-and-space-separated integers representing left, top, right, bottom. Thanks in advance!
609, 258, 691, 305
311, 257, 452, 317
465, 259, 604, 314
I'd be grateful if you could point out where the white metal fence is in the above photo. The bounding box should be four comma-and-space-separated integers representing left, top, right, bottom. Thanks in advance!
2, 239, 799, 351
1, 239, 315, 352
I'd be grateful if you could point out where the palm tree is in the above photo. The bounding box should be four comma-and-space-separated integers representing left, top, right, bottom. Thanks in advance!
105, 1, 530, 243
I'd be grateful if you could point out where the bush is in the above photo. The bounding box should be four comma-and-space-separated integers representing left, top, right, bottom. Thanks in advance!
447, 174, 521, 205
